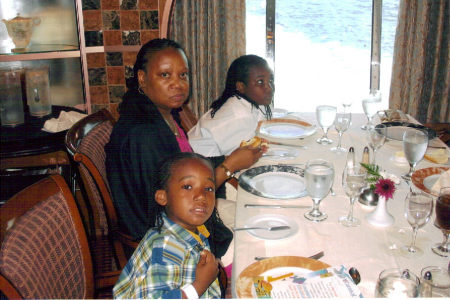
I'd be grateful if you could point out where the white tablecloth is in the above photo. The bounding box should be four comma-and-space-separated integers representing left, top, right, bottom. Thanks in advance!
230, 113, 449, 298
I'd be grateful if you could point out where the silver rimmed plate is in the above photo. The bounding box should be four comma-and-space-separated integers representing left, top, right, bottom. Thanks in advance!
258, 118, 316, 140
243, 214, 298, 240
239, 165, 306, 199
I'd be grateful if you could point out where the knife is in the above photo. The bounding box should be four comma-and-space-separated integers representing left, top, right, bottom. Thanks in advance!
268, 141, 308, 149
255, 251, 325, 261
233, 225, 291, 231
245, 204, 310, 209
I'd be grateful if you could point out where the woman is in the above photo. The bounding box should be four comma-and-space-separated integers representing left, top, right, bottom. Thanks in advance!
105, 39, 263, 258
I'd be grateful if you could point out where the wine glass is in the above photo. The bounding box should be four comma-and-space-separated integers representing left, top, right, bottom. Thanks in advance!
375, 268, 420, 298
304, 159, 334, 221
400, 191, 433, 257
367, 124, 387, 164
401, 128, 428, 181
361, 90, 381, 130
339, 166, 366, 227
316, 105, 337, 145
331, 112, 351, 153
432, 187, 450, 257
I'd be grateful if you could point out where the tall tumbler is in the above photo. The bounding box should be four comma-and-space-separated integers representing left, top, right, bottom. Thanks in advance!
0, 68, 25, 126
26, 66, 51, 117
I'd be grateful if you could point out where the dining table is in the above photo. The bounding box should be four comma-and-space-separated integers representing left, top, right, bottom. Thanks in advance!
230, 112, 449, 298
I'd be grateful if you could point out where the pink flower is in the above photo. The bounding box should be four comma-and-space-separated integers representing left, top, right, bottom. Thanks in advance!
375, 178, 396, 200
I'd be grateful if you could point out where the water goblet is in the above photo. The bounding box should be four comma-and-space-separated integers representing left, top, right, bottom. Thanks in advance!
361, 90, 381, 130
419, 266, 450, 297
339, 166, 366, 227
401, 128, 428, 181
400, 191, 433, 257
375, 268, 420, 298
432, 187, 450, 257
316, 105, 337, 145
331, 112, 351, 153
304, 159, 334, 221
367, 124, 386, 164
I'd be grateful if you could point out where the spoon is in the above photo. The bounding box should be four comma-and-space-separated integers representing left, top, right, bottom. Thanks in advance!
349, 267, 361, 285
233, 225, 290, 231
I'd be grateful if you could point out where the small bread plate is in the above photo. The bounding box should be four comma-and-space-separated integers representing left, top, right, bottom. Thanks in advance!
257, 118, 316, 140
236, 256, 330, 298
378, 122, 437, 141
272, 108, 289, 118
241, 214, 298, 240
262, 145, 300, 160
239, 165, 306, 199
411, 166, 449, 197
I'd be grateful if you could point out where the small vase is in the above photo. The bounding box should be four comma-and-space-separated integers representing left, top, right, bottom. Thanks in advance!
366, 196, 394, 227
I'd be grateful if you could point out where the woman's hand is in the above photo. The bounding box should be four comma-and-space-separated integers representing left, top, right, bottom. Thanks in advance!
224, 144, 267, 173
191, 250, 219, 297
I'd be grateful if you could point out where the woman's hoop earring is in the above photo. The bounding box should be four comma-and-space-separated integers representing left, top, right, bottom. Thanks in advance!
138, 87, 145, 95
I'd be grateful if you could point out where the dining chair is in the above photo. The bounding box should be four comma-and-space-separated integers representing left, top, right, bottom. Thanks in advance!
65, 109, 137, 290
0, 175, 95, 299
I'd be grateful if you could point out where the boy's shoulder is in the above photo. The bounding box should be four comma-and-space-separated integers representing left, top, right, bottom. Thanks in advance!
142, 228, 191, 266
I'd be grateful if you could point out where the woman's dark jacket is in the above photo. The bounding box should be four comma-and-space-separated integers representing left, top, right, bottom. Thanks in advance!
105, 90, 231, 258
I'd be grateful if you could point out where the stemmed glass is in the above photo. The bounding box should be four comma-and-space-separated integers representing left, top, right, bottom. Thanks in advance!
331, 112, 351, 153
316, 105, 337, 145
402, 128, 428, 181
304, 159, 334, 222
339, 166, 366, 227
367, 124, 386, 164
432, 187, 450, 257
361, 90, 381, 130
400, 191, 433, 257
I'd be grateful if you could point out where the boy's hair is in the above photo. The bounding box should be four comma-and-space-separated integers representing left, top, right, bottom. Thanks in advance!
154, 152, 215, 230
210, 54, 273, 118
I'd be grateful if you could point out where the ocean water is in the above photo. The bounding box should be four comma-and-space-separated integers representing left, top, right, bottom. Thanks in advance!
246, 0, 399, 113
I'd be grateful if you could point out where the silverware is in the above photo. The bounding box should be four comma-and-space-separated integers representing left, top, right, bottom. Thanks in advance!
254, 251, 324, 261
263, 153, 297, 158
233, 225, 290, 231
268, 141, 308, 149
349, 267, 361, 285
245, 204, 310, 209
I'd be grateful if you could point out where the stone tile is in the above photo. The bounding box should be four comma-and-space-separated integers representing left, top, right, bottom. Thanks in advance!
90, 86, 109, 104
120, 0, 137, 10
109, 85, 126, 103
139, 0, 158, 10
85, 31, 104, 46
121, 10, 140, 30
83, 10, 102, 31
87, 52, 106, 68
107, 66, 125, 84
104, 30, 122, 46
125, 65, 135, 87
101, 0, 120, 10
123, 51, 138, 65
141, 30, 159, 44
122, 31, 140, 45
106, 52, 123, 66
82, 0, 100, 10
140, 10, 159, 30
88, 68, 107, 86
102, 11, 120, 30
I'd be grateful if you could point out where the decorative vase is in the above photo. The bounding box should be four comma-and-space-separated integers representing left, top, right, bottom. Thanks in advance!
366, 196, 394, 227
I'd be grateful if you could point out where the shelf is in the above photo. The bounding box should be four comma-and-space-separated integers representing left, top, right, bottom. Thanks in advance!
0, 44, 80, 62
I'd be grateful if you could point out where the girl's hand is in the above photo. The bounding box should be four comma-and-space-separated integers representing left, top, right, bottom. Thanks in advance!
192, 250, 219, 296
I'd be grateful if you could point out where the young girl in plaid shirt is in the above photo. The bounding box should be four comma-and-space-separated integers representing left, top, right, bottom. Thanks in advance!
113, 152, 221, 299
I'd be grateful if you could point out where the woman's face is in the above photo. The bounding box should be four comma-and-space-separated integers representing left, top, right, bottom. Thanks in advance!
138, 47, 190, 114
237, 65, 274, 106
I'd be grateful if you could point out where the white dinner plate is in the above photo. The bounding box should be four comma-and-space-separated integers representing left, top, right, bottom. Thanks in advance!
262, 146, 300, 160
411, 166, 449, 196
244, 214, 298, 240
258, 118, 316, 140
239, 165, 307, 199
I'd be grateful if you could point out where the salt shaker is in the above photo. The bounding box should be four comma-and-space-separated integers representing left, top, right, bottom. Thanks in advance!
362, 146, 370, 164
346, 146, 355, 169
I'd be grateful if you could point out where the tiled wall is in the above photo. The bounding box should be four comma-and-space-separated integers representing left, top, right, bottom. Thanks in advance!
81, 0, 166, 117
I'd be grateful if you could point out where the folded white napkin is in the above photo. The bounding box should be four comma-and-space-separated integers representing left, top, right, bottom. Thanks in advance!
431, 169, 450, 195
43, 110, 87, 133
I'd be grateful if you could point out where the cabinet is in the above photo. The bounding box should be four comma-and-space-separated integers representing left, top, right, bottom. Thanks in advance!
0, 0, 90, 113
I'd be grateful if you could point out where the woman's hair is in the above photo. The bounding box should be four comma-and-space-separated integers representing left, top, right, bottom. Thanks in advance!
210, 54, 272, 118
154, 152, 215, 231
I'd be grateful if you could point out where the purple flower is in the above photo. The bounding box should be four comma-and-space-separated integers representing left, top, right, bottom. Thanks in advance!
375, 178, 396, 200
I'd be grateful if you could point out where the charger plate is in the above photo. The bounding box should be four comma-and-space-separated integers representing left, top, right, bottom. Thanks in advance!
236, 256, 330, 298
411, 166, 449, 196
378, 122, 436, 141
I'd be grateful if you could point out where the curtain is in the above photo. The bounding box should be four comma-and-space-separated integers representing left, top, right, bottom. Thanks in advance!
170, 0, 246, 117
389, 0, 449, 123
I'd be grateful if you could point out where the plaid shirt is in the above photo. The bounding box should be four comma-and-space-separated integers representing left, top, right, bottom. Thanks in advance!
113, 214, 221, 299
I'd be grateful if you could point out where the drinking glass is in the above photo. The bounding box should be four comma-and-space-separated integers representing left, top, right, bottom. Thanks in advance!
375, 269, 420, 298
367, 124, 386, 164
432, 187, 450, 257
361, 90, 381, 130
316, 105, 337, 145
339, 166, 366, 227
420, 266, 450, 297
304, 159, 334, 221
331, 112, 351, 153
401, 128, 428, 181
400, 191, 433, 257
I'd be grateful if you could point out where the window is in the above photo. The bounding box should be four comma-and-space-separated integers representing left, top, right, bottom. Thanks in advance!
246, 0, 399, 113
